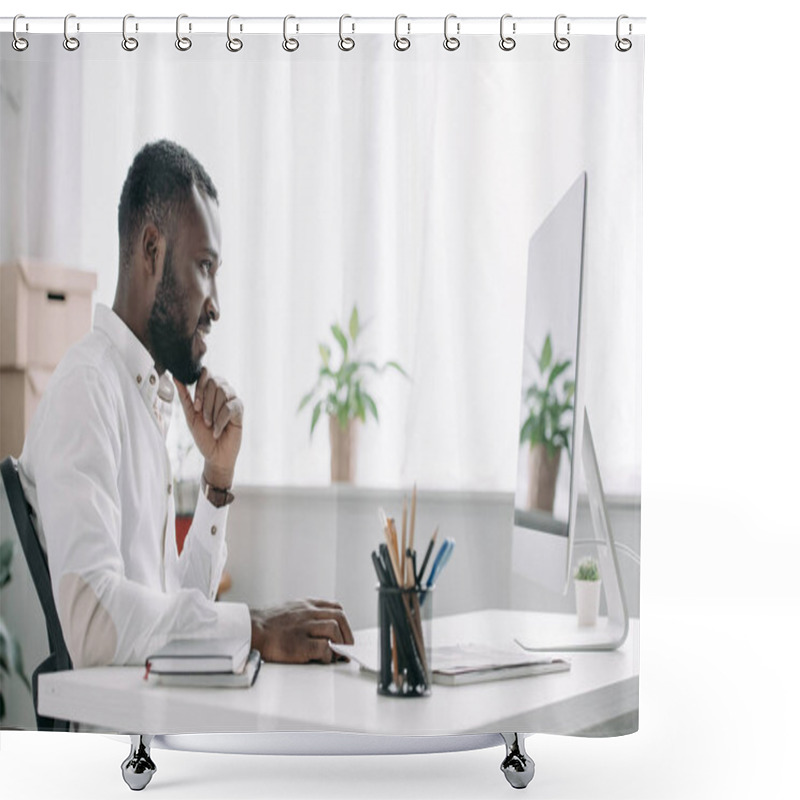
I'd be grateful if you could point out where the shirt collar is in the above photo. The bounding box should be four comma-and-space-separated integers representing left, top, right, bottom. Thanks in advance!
93, 303, 175, 432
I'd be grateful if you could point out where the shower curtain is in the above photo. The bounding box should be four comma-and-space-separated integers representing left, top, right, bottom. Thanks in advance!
0, 16, 643, 746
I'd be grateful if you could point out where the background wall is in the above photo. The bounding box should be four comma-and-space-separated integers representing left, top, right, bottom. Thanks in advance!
2, 1, 799, 800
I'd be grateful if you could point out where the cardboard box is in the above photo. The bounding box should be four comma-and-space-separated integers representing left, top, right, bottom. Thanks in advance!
0, 367, 50, 458
1, 260, 97, 370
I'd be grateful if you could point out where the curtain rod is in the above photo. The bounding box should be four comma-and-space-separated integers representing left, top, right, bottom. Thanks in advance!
1, 16, 646, 37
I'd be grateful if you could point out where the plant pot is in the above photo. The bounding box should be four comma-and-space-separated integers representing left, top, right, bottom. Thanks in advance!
527, 444, 562, 512
574, 579, 602, 627
329, 415, 357, 483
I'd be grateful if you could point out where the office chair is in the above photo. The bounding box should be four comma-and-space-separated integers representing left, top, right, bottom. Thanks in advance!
1, 456, 72, 732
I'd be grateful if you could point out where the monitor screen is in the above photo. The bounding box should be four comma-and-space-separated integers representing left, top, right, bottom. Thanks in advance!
513, 172, 587, 593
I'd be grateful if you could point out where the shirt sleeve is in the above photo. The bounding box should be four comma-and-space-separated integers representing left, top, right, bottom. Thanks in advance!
23, 366, 251, 668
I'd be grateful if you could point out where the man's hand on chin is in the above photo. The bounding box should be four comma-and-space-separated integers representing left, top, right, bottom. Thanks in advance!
174, 368, 243, 489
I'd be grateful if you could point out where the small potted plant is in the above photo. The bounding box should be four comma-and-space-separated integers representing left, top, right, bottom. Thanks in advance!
298, 305, 407, 483
519, 332, 575, 513
574, 556, 602, 626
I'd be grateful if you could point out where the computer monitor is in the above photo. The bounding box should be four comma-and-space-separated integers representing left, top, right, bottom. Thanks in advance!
511, 172, 629, 651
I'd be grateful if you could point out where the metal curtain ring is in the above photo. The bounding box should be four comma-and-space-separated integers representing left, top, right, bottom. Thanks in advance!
283, 15, 299, 52
394, 14, 410, 51
338, 14, 355, 51
122, 14, 138, 51
176, 14, 192, 51
227, 15, 243, 52
499, 13, 516, 51
12, 14, 29, 52
553, 14, 570, 52
615, 15, 632, 52
63, 13, 80, 51
443, 14, 460, 51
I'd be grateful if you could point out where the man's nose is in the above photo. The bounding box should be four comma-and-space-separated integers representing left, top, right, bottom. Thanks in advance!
206, 283, 220, 322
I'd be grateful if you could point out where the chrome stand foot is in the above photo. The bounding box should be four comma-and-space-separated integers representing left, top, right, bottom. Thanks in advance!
121, 734, 156, 791
500, 733, 535, 789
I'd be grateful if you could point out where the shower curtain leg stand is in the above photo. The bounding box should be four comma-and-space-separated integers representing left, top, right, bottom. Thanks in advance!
121, 734, 156, 791
500, 732, 535, 789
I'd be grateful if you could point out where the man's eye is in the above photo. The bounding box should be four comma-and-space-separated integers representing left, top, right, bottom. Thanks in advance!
200, 260, 213, 273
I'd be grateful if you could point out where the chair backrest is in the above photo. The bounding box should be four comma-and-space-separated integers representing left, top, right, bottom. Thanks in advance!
0, 456, 72, 731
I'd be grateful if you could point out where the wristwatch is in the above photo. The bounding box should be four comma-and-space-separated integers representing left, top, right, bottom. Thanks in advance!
202, 476, 235, 507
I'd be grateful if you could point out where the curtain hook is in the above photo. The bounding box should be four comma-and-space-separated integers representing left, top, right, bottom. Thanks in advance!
443, 13, 460, 51
499, 13, 516, 51
63, 13, 80, 51
615, 15, 632, 52
283, 15, 299, 52
12, 14, 29, 52
175, 14, 192, 51
227, 15, 243, 52
122, 14, 139, 51
394, 14, 411, 51
338, 14, 355, 51
553, 14, 570, 52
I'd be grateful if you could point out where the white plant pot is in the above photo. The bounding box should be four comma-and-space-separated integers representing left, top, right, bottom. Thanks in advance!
575, 579, 602, 627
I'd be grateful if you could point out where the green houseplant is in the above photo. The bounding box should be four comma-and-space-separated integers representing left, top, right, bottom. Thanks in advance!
574, 556, 602, 627
519, 332, 575, 513
298, 305, 407, 483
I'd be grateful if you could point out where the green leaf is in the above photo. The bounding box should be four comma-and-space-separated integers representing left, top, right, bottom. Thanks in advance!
297, 390, 316, 413
331, 324, 348, 357
547, 360, 572, 387
539, 334, 552, 374
319, 343, 331, 368
338, 362, 359, 388
0, 617, 30, 691
384, 360, 409, 378
564, 380, 576, 402
363, 393, 379, 423
310, 401, 323, 437
349, 306, 360, 342
520, 416, 534, 445
337, 405, 350, 429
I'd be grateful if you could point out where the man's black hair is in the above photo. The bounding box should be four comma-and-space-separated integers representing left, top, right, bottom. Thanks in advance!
117, 139, 218, 268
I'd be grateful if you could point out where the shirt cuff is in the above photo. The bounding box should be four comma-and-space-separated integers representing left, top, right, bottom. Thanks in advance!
208, 601, 252, 649
190, 490, 231, 554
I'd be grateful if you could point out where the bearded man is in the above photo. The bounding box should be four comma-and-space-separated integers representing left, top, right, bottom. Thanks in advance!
19, 140, 352, 669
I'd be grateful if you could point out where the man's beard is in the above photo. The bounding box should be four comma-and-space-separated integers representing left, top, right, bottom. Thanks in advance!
147, 246, 204, 384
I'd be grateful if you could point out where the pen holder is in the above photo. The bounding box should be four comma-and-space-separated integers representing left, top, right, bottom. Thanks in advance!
377, 585, 433, 697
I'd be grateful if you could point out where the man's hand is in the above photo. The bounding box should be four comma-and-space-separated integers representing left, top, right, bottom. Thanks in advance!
175, 369, 243, 489
250, 600, 355, 664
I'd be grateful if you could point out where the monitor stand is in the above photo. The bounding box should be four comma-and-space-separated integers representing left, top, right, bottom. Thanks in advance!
515, 410, 630, 652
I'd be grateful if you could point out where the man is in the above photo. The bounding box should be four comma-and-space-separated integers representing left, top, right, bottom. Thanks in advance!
19, 139, 353, 668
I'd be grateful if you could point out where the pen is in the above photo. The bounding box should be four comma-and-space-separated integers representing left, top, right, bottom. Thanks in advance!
416, 526, 439, 585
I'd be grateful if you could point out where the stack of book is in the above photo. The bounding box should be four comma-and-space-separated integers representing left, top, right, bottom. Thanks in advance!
144, 637, 261, 688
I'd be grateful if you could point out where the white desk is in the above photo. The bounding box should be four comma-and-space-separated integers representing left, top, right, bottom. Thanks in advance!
38, 610, 639, 737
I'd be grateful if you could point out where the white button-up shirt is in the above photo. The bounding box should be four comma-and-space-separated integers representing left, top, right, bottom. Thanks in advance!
19, 304, 251, 667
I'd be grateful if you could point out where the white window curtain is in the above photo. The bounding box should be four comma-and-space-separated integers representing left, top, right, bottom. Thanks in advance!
1, 33, 642, 494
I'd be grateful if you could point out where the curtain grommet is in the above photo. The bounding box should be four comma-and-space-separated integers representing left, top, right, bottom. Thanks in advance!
338, 14, 355, 52
12, 14, 29, 52
175, 14, 192, 51
121, 14, 139, 51
63, 13, 80, 51
553, 14, 570, 52
394, 14, 411, 51
499, 14, 516, 51
226, 15, 243, 52
443, 14, 460, 51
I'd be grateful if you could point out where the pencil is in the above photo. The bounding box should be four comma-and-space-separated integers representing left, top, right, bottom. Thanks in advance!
409, 483, 417, 556
401, 496, 408, 588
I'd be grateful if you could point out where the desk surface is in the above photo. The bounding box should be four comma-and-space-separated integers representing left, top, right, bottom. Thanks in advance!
38, 610, 639, 736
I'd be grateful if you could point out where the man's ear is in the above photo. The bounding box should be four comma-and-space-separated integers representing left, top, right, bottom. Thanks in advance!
140, 224, 162, 277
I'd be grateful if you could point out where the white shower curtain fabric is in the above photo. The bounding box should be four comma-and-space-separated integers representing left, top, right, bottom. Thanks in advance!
2, 33, 642, 493
0, 28, 643, 737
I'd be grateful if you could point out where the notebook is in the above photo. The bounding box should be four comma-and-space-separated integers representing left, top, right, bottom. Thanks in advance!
145, 637, 252, 675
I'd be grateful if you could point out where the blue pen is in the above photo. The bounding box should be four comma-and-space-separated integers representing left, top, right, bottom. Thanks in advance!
421, 539, 455, 604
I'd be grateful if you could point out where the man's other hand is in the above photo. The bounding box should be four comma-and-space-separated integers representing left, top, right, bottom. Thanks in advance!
250, 600, 355, 664
175, 369, 243, 489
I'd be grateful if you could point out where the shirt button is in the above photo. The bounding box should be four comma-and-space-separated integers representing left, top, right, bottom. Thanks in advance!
167, 484, 172, 495
211, 525, 218, 536
149, 375, 156, 386
136, 375, 142, 384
